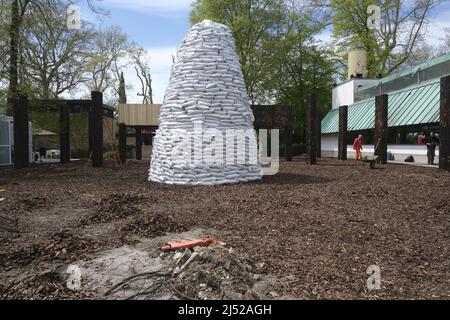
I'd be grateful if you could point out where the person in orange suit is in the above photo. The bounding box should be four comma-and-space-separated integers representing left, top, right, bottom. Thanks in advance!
353, 135, 363, 161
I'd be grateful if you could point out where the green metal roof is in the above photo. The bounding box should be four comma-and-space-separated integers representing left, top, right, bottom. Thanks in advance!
321, 80, 441, 134
357, 52, 450, 92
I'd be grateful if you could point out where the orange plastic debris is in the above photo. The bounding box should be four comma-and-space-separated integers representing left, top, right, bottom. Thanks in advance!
160, 238, 223, 251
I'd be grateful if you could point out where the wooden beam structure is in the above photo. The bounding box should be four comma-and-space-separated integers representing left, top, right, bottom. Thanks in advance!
308, 94, 317, 165
440, 75, 450, 171
59, 104, 70, 163
251, 105, 294, 161
13, 95, 29, 169
338, 105, 348, 160
90, 91, 103, 168
9, 92, 113, 169
30, 99, 114, 118
375, 94, 388, 164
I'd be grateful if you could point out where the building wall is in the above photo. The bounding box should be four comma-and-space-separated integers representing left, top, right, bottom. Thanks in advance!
321, 133, 438, 164
0, 117, 33, 166
332, 79, 380, 109
332, 81, 355, 110
118, 104, 161, 126
321, 135, 339, 157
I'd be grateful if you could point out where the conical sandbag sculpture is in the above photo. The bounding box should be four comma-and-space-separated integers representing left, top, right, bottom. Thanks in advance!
149, 20, 262, 185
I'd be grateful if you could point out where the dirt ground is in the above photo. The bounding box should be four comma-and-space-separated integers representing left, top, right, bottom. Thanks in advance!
0, 158, 449, 300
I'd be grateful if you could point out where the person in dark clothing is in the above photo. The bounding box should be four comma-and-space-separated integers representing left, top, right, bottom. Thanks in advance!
39, 147, 47, 159
425, 132, 439, 165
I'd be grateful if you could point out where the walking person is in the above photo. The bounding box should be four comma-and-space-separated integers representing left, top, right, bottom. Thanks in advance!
353, 135, 363, 161
425, 132, 439, 165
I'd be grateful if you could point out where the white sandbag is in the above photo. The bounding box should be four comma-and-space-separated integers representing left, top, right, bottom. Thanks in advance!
149, 20, 262, 186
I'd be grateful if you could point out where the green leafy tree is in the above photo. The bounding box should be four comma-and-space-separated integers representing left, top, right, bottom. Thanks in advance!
330, 0, 442, 77
270, 9, 337, 142
190, 0, 286, 104
190, 0, 337, 143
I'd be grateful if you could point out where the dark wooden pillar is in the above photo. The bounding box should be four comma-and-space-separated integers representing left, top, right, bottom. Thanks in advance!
90, 91, 103, 168
285, 126, 293, 161
375, 94, 388, 164
440, 75, 450, 171
13, 95, 29, 169
308, 94, 317, 165
338, 105, 348, 160
119, 123, 127, 164
60, 104, 70, 163
135, 127, 142, 160
316, 115, 322, 158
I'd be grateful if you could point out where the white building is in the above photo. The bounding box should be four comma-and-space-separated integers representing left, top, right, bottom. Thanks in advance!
321, 52, 450, 164
0, 117, 33, 166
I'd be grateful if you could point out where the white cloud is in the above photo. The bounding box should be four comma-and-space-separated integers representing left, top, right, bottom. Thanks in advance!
426, 9, 450, 44
103, 0, 193, 12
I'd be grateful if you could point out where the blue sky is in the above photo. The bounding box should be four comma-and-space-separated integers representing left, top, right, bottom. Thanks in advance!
81, 0, 192, 47
78, 0, 194, 104
78, 0, 450, 104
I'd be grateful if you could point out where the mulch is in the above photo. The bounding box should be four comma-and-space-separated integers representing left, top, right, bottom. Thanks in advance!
0, 159, 449, 299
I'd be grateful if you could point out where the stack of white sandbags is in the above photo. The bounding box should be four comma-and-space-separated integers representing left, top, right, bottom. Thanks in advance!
149, 20, 262, 186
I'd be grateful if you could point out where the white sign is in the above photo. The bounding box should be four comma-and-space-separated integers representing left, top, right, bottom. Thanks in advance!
367, 5, 381, 31
366, 265, 381, 290
67, 5, 81, 30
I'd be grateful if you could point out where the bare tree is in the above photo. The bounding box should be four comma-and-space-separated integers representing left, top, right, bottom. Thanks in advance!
20, 1, 94, 99
86, 25, 129, 93
6, 0, 30, 114
130, 46, 153, 104
5, 0, 105, 114
437, 27, 450, 55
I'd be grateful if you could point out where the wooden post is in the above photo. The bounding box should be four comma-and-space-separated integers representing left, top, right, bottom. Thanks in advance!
60, 104, 70, 163
285, 126, 293, 161
440, 75, 450, 171
119, 123, 127, 164
135, 127, 142, 160
308, 94, 317, 165
13, 95, 29, 169
338, 105, 348, 160
375, 94, 388, 164
90, 91, 103, 168
316, 115, 321, 158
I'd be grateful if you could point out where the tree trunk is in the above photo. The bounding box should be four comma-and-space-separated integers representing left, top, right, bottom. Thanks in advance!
7, 0, 20, 116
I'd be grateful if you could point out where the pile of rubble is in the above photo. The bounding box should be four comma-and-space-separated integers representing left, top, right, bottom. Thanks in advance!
105, 244, 261, 300
167, 246, 260, 300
